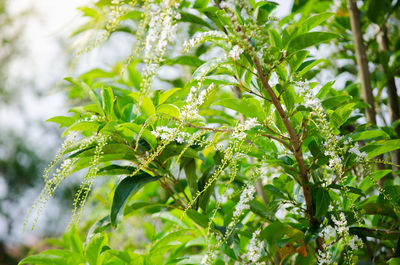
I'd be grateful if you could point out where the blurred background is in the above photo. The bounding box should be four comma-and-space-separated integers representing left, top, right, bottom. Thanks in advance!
0, 0, 88, 263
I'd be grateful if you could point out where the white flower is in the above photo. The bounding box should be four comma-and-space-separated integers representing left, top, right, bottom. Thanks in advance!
242, 229, 265, 264
183, 31, 225, 52
349, 143, 368, 162
331, 212, 348, 236
244, 117, 259, 130
232, 185, 255, 218
317, 250, 332, 265
328, 155, 342, 173
349, 235, 363, 250
229, 45, 244, 61
201, 250, 217, 265
220, 0, 235, 10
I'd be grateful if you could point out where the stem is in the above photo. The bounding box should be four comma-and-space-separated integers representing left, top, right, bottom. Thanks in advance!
378, 24, 400, 175
346, 0, 387, 185
346, 0, 377, 124
252, 57, 317, 227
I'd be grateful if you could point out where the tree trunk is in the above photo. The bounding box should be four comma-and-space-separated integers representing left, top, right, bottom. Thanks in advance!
378, 24, 400, 174
346, 0, 386, 184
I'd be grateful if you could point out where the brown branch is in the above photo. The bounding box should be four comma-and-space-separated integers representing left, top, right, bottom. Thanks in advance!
252, 57, 316, 224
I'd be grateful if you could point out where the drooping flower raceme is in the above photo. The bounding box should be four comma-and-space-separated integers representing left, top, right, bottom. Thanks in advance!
232, 184, 256, 219
242, 229, 265, 265
183, 30, 226, 52
180, 83, 215, 121
141, 0, 180, 94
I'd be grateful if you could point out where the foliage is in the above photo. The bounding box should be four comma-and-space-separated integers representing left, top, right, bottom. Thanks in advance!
21, 0, 400, 264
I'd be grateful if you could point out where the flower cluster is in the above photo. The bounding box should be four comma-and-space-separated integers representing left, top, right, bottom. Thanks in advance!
220, 0, 235, 11
231, 118, 258, 141
152, 126, 190, 143
70, 134, 109, 226
200, 250, 217, 265
183, 31, 226, 52
229, 45, 244, 61
349, 235, 363, 250
332, 212, 349, 236
141, 1, 180, 94
180, 83, 215, 121
317, 209, 363, 264
107, 0, 125, 31
242, 229, 265, 265
317, 250, 332, 265
348, 142, 368, 162
301, 82, 344, 179
232, 184, 255, 218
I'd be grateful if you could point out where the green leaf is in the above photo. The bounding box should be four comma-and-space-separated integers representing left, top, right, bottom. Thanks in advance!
65, 77, 104, 116
85, 234, 105, 265
117, 123, 157, 149
361, 139, 400, 158
330, 103, 356, 127
297, 59, 324, 77
298, 13, 334, 34
213, 98, 264, 121
102, 87, 114, 120
19, 250, 77, 265
359, 170, 392, 192
288, 50, 309, 74
157, 104, 180, 118
46, 116, 75, 128
152, 212, 188, 228
186, 209, 209, 228
192, 58, 222, 80
287, 32, 338, 54
388, 258, 400, 265
261, 222, 288, 245
314, 188, 330, 217
179, 11, 213, 29
349, 130, 390, 141
327, 184, 365, 196
366, 0, 391, 24
165, 56, 204, 68
140, 97, 156, 118
316, 81, 334, 99
183, 158, 198, 198
110, 173, 161, 228
204, 74, 239, 86
193, 0, 208, 8
321, 95, 351, 109
158, 88, 181, 105
150, 229, 192, 254
268, 28, 282, 48
256, 1, 278, 25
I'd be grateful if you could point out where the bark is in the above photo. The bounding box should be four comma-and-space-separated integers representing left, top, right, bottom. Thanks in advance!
347, 0, 377, 123
378, 25, 400, 174
346, 0, 387, 184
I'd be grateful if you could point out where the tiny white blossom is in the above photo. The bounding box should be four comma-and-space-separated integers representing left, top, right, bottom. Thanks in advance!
229, 45, 244, 61
242, 229, 265, 264
349, 235, 363, 250
244, 117, 259, 130
232, 185, 255, 218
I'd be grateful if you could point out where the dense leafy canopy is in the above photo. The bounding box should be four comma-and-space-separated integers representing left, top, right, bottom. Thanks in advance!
20, 0, 400, 264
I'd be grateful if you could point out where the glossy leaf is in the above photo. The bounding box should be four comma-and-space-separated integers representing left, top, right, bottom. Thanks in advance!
110, 173, 161, 228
